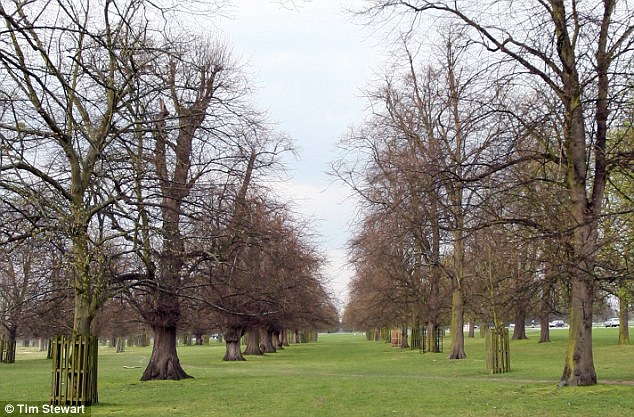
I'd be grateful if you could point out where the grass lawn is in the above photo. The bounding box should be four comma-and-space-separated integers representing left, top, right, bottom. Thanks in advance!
1, 328, 633, 416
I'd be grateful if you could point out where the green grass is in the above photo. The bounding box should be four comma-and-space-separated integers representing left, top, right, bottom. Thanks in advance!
1, 329, 634, 416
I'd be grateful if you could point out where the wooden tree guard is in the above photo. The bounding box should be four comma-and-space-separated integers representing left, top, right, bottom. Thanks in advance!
485, 327, 510, 374
0, 338, 16, 363
410, 327, 421, 350
390, 328, 402, 346
416, 327, 444, 353
50, 335, 98, 406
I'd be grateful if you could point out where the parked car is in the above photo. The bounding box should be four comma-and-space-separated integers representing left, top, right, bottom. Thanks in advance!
604, 317, 620, 327
549, 320, 565, 328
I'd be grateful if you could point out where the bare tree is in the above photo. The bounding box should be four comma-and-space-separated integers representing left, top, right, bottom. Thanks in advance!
0, 0, 153, 338
361, 0, 634, 387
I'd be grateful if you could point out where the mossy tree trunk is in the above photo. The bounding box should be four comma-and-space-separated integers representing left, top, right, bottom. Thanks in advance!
618, 291, 630, 345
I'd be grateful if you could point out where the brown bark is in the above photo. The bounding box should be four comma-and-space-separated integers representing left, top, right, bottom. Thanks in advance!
560, 264, 596, 386
141, 325, 191, 380
281, 329, 290, 347
448, 287, 466, 359
468, 320, 476, 338
223, 325, 245, 361
141, 293, 191, 380
259, 326, 276, 353
539, 314, 551, 343
399, 324, 409, 349
512, 309, 527, 340
243, 328, 263, 355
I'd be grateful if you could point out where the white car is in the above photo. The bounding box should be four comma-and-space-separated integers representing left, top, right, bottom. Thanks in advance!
549, 320, 565, 328
604, 317, 620, 327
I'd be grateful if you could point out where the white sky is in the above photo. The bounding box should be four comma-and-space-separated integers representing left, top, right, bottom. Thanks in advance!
216, 0, 385, 307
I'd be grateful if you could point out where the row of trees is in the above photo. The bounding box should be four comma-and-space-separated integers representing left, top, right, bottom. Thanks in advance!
339, 0, 634, 387
0, 0, 336, 381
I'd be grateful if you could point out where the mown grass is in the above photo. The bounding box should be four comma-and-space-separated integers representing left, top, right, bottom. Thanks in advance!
1, 329, 633, 416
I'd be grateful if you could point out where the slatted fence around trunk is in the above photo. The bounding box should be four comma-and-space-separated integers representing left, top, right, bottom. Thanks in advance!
485, 327, 510, 374
50, 335, 98, 406
0, 338, 16, 363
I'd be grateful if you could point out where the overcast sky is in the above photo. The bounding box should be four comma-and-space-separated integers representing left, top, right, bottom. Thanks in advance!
216, 0, 385, 306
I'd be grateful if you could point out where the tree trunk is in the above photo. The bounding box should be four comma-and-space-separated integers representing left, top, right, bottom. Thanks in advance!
259, 327, 276, 353
272, 329, 284, 350
281, 329, 290, 347
223, 325, 245, 361
468, 320, 476, 338
243, 329, 263, 355
116, 337, 125, 353
512, 309, 527, 340
194, 333, 203, 345
539, 314, 551, 343
141, 325, 191, 380
426, 321, 439, 352
73, 287, 94, 337
448, 287, 466, 359
560, 266, 596, 386
618, 293, 630, 345
399, 325, 409, 349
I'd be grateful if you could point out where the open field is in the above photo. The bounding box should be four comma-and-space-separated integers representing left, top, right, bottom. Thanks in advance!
1, 329, 634, 416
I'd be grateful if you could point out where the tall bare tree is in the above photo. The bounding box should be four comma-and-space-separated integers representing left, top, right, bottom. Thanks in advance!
0, 0, 152, 337
362, 0, 634, 386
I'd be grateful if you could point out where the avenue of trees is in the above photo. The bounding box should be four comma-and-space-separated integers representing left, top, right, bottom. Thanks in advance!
0, 0, 336, 382
339, 0, 634, 387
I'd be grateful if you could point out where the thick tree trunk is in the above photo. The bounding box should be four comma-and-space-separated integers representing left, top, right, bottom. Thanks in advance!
223, 325, 245, 361
259, 327, 276, 353
194, 333, 203, 345
272, 329, 284, 350
539, 314, 551, 343
560, 266, 596, 386
141, 325, 191, 380
512, 309, 527, 340
243, 329, 263, 355
281, 329, 290, 347
448, 287, 466, 359
618, 294, 630, 345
